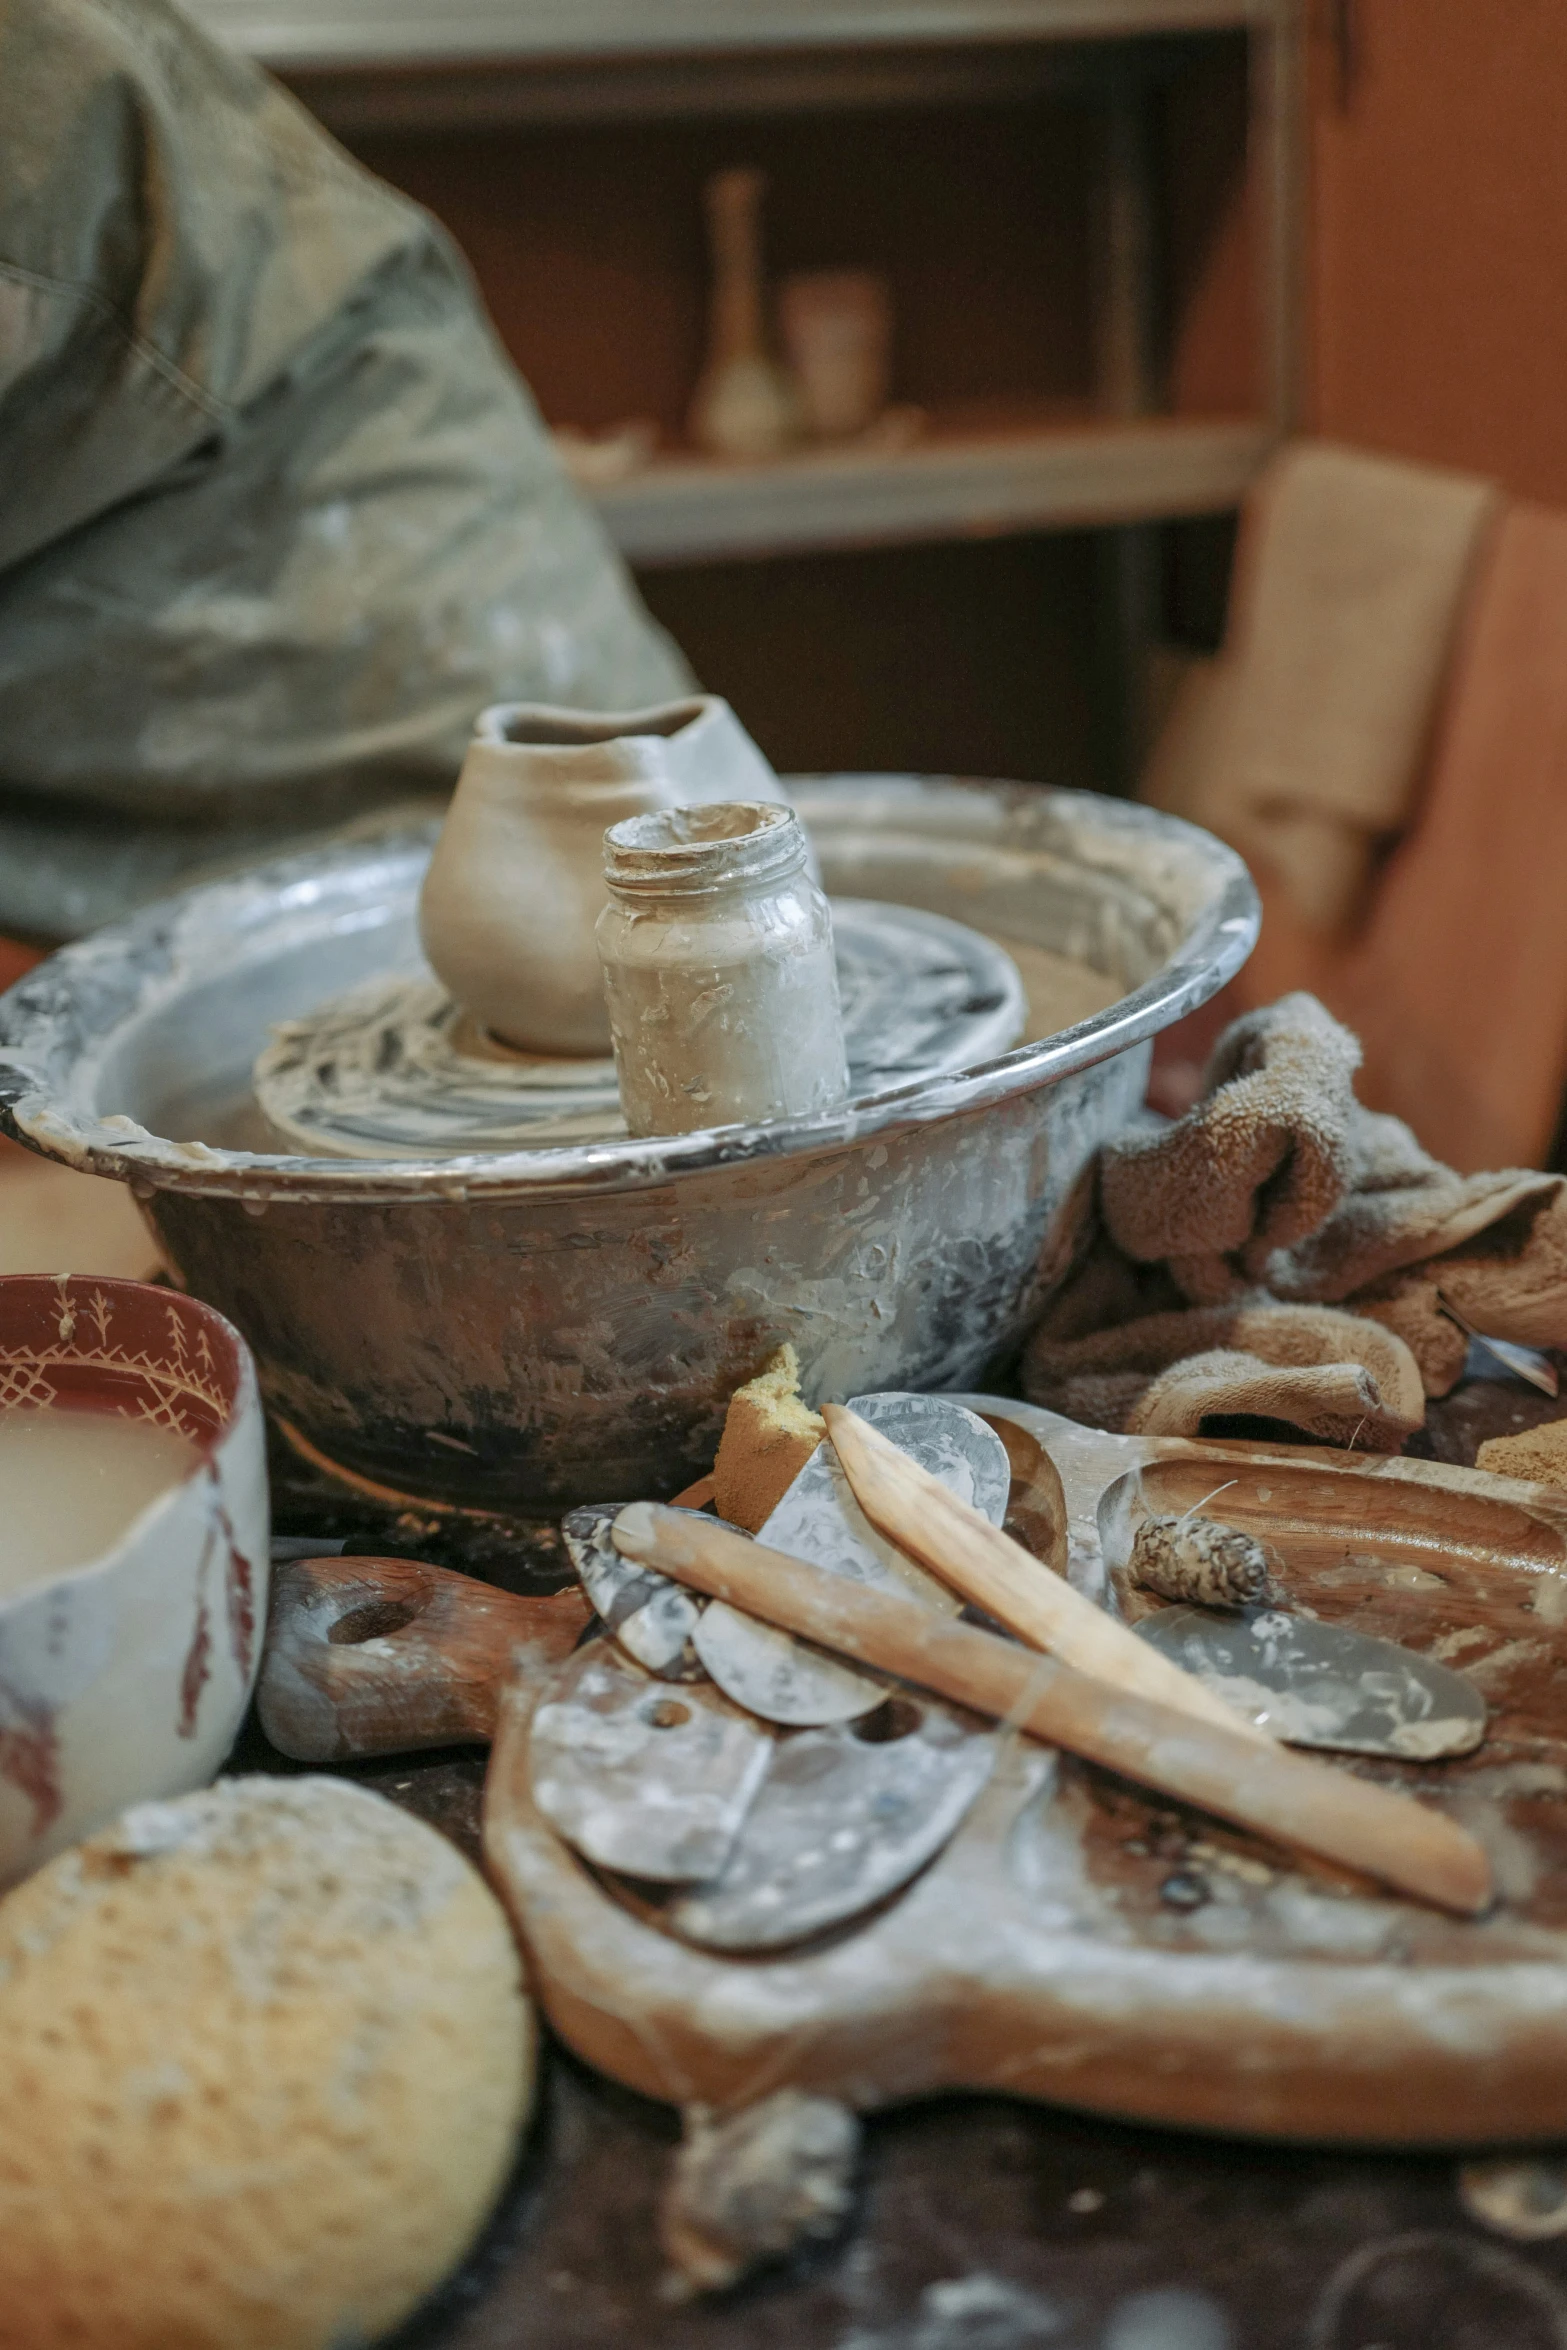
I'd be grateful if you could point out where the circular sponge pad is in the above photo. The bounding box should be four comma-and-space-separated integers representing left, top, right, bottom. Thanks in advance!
0, 1775, 534, 2350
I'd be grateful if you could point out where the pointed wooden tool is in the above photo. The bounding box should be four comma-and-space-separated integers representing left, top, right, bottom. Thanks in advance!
821, 1402, 1269, 1743
610, 1502, 1492, 1918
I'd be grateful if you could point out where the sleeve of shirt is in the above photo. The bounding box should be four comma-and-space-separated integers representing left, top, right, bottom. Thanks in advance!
0, 0, 690, 937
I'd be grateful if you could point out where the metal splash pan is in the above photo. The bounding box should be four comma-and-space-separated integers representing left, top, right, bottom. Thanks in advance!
0, 777, 1257, 1511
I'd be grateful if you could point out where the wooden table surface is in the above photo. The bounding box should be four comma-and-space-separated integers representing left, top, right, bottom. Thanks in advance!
242, 1373, 1567, 2350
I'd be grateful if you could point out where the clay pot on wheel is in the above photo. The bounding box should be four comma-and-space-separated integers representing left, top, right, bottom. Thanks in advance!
418, 696, 785, 1054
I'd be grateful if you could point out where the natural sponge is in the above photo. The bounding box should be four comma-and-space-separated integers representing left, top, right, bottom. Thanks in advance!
0, 1776, 534, 2350
1477, 1415, 1567, 1490
712, 1343, 825, 1532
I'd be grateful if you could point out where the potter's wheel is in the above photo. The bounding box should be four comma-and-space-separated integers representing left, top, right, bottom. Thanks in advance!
253, 898, 1026, 1159
0, 780, 1259, 1509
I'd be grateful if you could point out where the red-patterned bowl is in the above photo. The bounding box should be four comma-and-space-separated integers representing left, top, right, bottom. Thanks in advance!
0, 1276, 267, 1885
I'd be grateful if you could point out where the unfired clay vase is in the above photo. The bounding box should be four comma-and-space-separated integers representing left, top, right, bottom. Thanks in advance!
0, 1276, 268, 1887
417, 696, 788, 1053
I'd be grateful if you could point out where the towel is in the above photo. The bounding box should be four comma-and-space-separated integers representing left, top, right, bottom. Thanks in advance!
1100, 995, 1553, 1310
1325, 501, 1567, 1171
1151, 441, 1498, 934
1025, 995, 1567, 1438
1023, 1300, 1426, 1451
1100, 994, 1362, 1292
1347, 1187, 1567, 1394
1147, 501, 1567, 1175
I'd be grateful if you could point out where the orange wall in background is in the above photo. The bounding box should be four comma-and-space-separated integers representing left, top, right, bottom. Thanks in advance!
1310, 0, 1567, 502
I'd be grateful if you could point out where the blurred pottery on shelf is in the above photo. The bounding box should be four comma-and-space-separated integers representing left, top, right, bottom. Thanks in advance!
689, 168, 800, 462
417, 696, 787, 1054
779, 270, 893, 441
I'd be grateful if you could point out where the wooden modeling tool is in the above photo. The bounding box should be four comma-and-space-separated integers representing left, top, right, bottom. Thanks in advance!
820, 1402, 1269, 1743
564, 1396, 1013, 1726
609, 1502, 1491, 1918
831, 1414, 1487, 1762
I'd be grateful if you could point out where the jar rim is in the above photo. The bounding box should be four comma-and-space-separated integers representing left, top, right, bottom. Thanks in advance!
602, 800, 805, 895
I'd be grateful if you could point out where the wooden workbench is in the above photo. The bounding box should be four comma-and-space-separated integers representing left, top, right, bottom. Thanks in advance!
237, 1372, 1567, 2350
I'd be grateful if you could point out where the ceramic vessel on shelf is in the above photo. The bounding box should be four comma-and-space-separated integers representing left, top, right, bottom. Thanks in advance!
417, 695, 787, 1054
597, 802, 849, 1138
688, 168, 800, 461
779, 270, 892, 440
0, 1276, 267, 1887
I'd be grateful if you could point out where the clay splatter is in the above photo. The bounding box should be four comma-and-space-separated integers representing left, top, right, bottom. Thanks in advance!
0, 1679, 61, 1835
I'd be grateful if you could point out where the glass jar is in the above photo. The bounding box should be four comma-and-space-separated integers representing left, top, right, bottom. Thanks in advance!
596, 801, 849, 1137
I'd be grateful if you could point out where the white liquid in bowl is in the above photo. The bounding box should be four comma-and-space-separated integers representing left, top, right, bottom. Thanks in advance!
0, 1408, 201, 1598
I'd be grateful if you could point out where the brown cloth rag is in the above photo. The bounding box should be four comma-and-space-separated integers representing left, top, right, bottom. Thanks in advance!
1144, 441, 1498, 935
1024, 1301, 1426, 1450
1023, 994, 1565, 1443
1100, 995, 1552, 1310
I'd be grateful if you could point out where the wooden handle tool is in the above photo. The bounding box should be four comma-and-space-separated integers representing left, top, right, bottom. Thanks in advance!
822, 1401, 1270, 1743
611, 1502, 1492, 1917
258, 1553, 591, 1762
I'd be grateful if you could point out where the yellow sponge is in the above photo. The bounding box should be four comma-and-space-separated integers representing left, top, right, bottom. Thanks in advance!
0, 1776, 534, 2350
712, 1343, 825, 1532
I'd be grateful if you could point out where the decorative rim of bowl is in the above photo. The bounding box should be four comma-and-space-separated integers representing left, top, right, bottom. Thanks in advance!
0, 1275, 256, 1451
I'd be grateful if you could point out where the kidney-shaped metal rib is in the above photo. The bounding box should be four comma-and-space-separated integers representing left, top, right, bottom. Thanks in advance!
529, 1644, 773, 1882
1135, 1606, 1488, 1759
666, 1691, 998, 1952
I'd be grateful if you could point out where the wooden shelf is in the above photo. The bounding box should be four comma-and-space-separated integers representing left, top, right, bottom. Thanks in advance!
188, 0, 1271, 72
591, 415, 1274, 566
182, 0, 1303, 787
